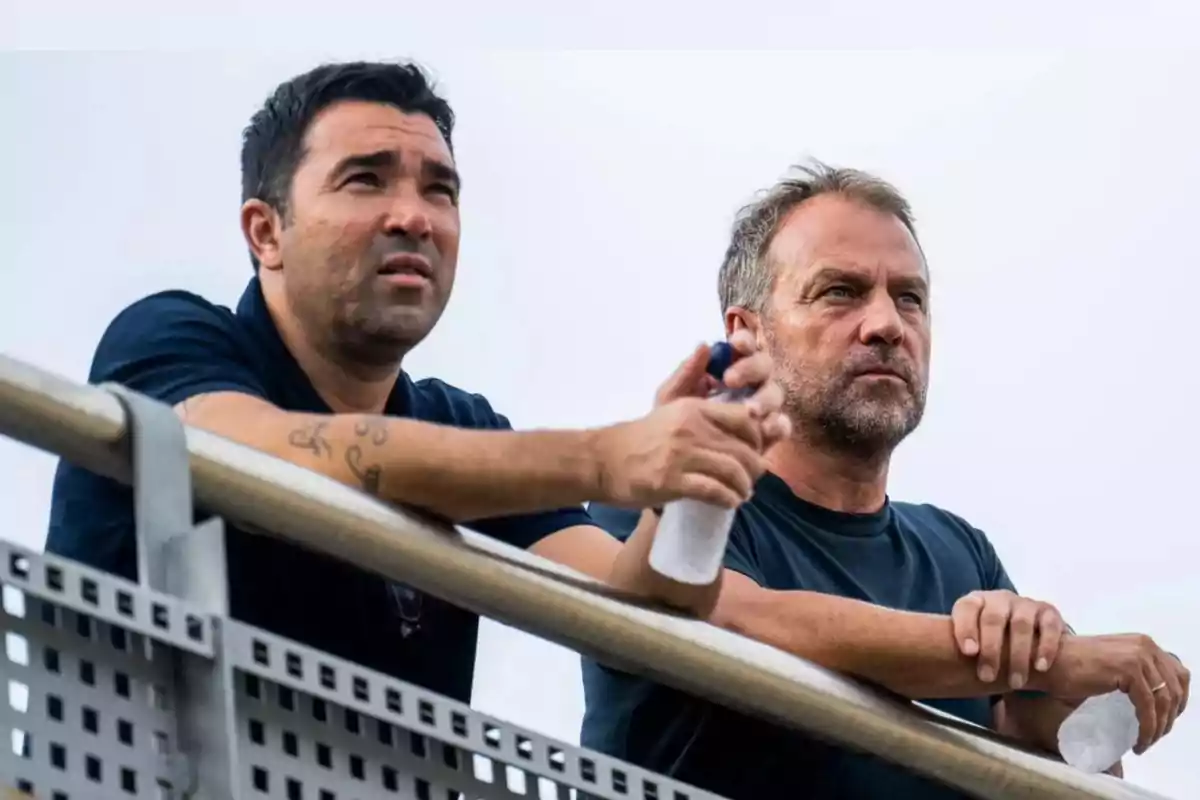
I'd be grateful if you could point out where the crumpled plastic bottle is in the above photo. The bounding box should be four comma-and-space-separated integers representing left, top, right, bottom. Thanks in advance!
1057, 690, 1138, 774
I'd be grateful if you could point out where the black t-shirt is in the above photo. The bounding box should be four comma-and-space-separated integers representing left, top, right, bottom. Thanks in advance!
582, 473, 1035, 800
45, 277, 592, 703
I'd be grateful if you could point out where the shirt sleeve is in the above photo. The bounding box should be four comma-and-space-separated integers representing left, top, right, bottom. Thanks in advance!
443, 390, 594, 550
723, 514, 767, 585
586, 504, 641, 543
974, 528, 1017, 595
88, 290, 268, 404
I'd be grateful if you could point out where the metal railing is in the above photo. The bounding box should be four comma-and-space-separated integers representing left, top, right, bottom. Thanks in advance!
0, 351, 1174, 800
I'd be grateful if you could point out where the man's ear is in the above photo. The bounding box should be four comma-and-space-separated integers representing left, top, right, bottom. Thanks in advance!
241, 198, 284, 271
724, 306, 764, 348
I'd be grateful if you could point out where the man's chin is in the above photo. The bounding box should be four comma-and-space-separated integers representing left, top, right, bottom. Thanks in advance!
372, 303, 444, 338
338, 309, 439, 361
819, 403, 921, 455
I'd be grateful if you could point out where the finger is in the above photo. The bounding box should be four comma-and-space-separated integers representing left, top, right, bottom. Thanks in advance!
675, 473, 745, 509
1007, 601, 1039, 690
1140, 658, 1171, 751
761, 412, 792, 448
1154, 651, 1184, 738
681, 448, 757, 505
977, 594, 1012, 684
951, 592, 984, 657
723, 351, 773, 397
744, 376, 784, 420
726, 328, 760, 357
700, 401, 764, 450
1033, 606, 1065, 674
684, 438, 761, 500
1128, 666, 1159, 754
1176, 659, 1190, 716
655, 344, 713, 405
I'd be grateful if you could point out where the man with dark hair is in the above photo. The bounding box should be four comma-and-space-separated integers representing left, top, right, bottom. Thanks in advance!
582, 160, 1190, 799
44, 61, 790, 703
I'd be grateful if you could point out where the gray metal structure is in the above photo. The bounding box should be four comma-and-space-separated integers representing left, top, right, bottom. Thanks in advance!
0, 352, 1177, 800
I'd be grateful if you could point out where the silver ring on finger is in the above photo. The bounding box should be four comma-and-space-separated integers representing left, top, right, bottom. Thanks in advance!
1152, 681, 1168, 693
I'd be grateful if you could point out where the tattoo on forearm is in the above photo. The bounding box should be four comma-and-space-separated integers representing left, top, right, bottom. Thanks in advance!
288, 421, 333, 458
345, 446, 383, 495
287, 417, 386, 495
346, 418, 387, 495
354, 419, 389, 446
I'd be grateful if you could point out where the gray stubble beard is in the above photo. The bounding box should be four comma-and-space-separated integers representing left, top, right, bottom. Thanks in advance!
768, 336, 927, 462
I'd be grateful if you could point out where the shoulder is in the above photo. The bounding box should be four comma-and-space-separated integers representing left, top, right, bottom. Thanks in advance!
99, 289, 236, 341
409, 376, 510, 429
93, 290, 242, 370
892, 500, 972, 526
892, 501, 985, 540
89, 288, 266, 406
891, 501, 1003, 568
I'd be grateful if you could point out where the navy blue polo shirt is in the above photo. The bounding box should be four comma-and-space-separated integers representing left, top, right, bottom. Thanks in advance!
46, 277, 592, 702
582, 474, 1035, 800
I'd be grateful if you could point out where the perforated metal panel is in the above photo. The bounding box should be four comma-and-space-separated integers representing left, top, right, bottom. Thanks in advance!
1, 541, 724, 800
1, 543, 202, 799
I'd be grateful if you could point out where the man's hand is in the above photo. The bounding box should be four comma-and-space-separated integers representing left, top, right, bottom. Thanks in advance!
951, 590, 1066, 690
593, 331, 790, 510
1042, 634, 1190, 754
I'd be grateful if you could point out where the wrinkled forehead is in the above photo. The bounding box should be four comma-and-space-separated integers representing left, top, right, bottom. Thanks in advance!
300, 100, 454, 173
767, 194, 927, 290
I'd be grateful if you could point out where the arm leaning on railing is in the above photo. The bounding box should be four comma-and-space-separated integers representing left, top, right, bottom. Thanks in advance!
0, 352, 1177, 800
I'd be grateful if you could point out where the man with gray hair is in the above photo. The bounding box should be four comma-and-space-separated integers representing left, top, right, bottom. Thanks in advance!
581, 161, 1189, 799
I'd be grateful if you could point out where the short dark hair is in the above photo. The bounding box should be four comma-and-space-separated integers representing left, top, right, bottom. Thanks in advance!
718, 159, 919, 315
240, 60, 455, 267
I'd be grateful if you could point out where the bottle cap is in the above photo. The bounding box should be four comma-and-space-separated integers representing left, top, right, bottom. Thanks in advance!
706, 341, 737, 381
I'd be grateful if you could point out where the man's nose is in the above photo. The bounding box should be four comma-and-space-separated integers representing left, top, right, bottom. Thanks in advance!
384, 193, 433, 240
858, 292, 904, 346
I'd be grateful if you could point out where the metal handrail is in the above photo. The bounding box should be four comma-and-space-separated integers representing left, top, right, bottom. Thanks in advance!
0, 352, 1173, 800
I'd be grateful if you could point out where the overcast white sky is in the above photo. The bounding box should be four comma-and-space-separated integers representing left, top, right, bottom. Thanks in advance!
2, 38, 1198, 799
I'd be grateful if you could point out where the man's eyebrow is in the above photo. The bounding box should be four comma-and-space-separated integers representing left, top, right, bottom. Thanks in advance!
803, 265, 871, 288
800, 265, 928, 296
423, 159, 461, 191
889, 274, 930, 294
330, 150, 398, 178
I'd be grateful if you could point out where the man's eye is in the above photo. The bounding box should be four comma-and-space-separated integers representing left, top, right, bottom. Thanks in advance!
345, 173, 382, 187
822, 285, 856, 300
898, 292, 926, 309
429, 183, 460, 205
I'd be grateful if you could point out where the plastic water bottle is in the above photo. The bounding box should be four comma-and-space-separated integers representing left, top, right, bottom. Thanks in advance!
649, 342, 754, 585
1057, 691, 1138, 774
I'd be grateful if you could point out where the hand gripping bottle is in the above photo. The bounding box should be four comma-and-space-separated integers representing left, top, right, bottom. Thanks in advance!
1056, 691, 1139, 774
648, 341, 754, 584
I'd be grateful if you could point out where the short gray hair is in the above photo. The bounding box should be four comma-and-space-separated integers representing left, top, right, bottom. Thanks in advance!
717, 159, 919, 314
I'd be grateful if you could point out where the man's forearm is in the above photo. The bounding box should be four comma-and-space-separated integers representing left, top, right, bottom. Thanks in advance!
714, 583, 1019, 699
179, 392, 605, 521
606, 510, 722, 616
285, 414, 606, 519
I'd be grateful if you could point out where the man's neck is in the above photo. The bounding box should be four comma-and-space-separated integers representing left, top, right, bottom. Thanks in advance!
765, 435, 891, 514
265, 289, 401, 415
